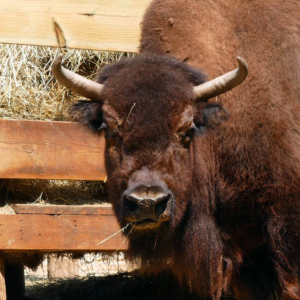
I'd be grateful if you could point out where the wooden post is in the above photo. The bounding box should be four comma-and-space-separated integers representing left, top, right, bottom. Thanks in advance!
0, 258, 6, 300
5, 261, 25, 299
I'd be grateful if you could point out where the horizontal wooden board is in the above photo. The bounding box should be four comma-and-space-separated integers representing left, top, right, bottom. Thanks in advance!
0, 0, 151, 52
0, 213, 128, 251
11, 204, 112, 216
0, 119, 106, 180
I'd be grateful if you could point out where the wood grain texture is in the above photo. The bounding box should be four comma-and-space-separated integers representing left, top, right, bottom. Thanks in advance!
0, 0, 151, 52
0, 214, 128, 251
0, 119, 106, 180
12, 204, 112, 216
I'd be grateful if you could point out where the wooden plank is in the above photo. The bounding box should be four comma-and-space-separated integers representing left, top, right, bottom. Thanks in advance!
0, 119, 106, 180
0, 214, 128, 251
0, 258, 5, 300
0, 0, 151, 52
11, 204, 112, 216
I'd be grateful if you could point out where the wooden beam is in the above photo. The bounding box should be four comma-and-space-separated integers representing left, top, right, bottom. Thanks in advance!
0, 213, 128, 251
0, 119, 106, 180
11, 204, 112, 216
0, 0, 151, 52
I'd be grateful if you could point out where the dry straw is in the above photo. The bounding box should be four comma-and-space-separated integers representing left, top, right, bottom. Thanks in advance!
0, 44, 134, 121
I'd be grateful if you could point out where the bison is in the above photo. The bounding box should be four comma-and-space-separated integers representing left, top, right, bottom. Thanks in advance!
52, 0, 300, 299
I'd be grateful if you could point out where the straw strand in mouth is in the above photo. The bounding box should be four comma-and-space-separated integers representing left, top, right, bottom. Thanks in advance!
113, 223, 136, 254
97, 223, 130, 245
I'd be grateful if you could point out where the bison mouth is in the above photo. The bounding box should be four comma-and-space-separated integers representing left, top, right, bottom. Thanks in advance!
132, 219, 160, 230
130, 214, 172, 230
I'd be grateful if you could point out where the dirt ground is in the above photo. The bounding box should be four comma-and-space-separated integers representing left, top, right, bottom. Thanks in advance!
23, 254, 210, 300
25, 271, 204, 300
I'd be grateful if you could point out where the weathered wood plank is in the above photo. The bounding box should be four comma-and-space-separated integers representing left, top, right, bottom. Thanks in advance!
0, 119, 106, 180
0, 0, 151, 52
0, 214, 128, 251
11, 204, 112, 216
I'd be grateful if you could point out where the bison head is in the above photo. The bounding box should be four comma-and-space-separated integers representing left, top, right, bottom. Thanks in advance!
52, 53, 248, 260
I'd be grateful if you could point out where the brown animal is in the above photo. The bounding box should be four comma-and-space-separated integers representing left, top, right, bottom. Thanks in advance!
52, 0, 300, 299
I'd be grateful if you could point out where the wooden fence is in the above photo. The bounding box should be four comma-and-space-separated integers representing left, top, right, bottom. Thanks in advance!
0, 0, 151, 52
0, 0, 152, 298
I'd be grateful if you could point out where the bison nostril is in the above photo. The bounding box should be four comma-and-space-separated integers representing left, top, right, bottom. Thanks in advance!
155, 195, 170, 216
124, 196, 139, 213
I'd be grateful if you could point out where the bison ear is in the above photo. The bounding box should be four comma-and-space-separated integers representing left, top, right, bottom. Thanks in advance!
69, 100, 103, 132
200, 103, 230, 129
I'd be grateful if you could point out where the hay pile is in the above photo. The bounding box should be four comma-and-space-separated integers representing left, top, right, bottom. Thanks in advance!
0, 44, 134, 205
0, 43, 133, 121
2, 179, 108, 205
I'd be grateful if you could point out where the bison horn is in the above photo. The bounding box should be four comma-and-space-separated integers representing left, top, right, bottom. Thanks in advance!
52, 56, 104, 101
193, 57, 248, 101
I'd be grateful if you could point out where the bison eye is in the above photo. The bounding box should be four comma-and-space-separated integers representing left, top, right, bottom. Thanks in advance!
183, 135, 192, 146
182, 127, 195, 148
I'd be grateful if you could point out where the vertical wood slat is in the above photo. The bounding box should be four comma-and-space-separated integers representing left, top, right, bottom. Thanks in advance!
0, 0, 151, 52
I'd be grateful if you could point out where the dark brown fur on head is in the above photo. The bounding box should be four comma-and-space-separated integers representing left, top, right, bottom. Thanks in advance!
69, 53, 228, 265
69, 0, 300, 298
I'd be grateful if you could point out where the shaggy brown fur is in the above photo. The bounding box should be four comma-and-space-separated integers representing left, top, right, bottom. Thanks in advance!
70, 0, 300, 299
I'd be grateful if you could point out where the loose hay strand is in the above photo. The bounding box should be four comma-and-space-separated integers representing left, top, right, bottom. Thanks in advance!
97, 223, 130, 245
113, 223, 136, 254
